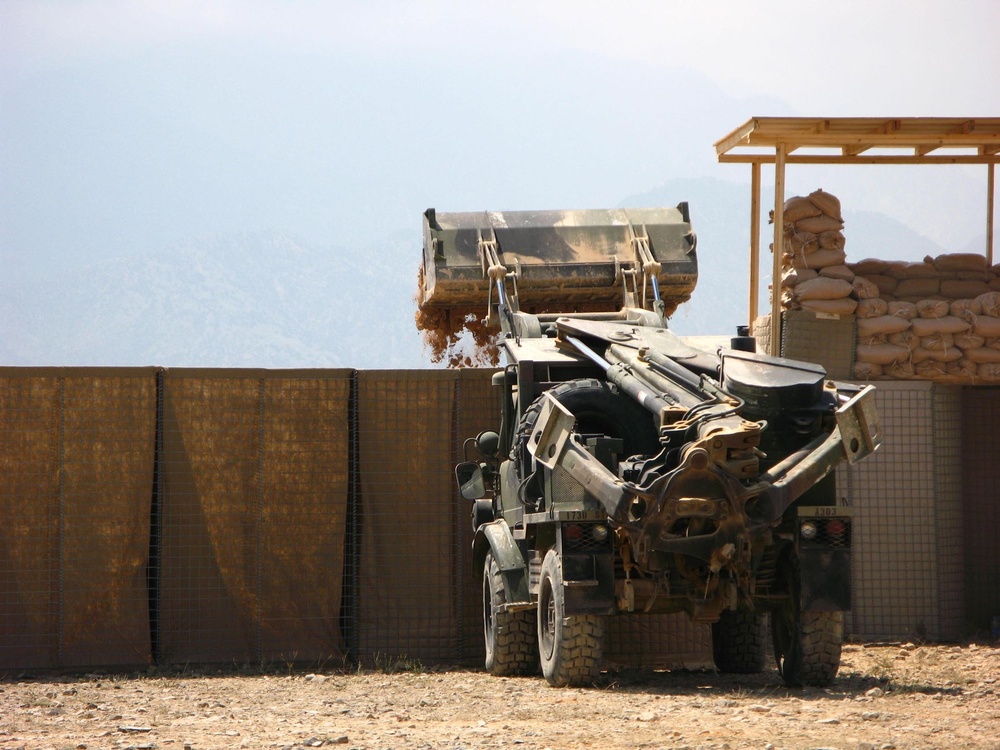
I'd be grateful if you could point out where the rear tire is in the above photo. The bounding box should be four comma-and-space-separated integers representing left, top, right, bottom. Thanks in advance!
712, 609, 767, 674
771, 554, 843, 687
537, 549, 604, 687
483, 552, 537, 676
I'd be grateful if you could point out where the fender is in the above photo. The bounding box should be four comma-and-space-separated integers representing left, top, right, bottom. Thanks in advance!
473, 520, 531, 607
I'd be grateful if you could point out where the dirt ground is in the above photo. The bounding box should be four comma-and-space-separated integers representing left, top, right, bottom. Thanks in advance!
2, 642, 998, 750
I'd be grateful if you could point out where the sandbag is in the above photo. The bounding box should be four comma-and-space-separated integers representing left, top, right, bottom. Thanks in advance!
915, 359, 948, 378
858, 315, 913, 337
973, 316, 1000, 337
941, 279, 991, 299
818, 230, 846, 252
852, 277, 880, 300
794, 215, 845, 234
963, 346, 1000, 364
888, 330, 920, 349
979, 363, 1000, 379
784, 231, 819, 255
887, 360, 916, 379
850, 259, 890, 276
781, 196, 823, 223
895, 278, 940, 298
794, 277, 854, 301
930, 252, 989, 272
950, 298, 982, 320
990, 277, 1000, 291
887, 301, 917, 319
916, 299, 950, 319
988, 337, 1000, 351
883, 261, 909, 279
890, 262, 939, 280
808, 189, 843, 222
853, 362, 883, 380
781, 267, 819, 287
947, 359, 980, 378
800, 298, 858, 315
866, 274, 898, 295
917, 345, 962, 363
975, 292, 1000, 316
856, 343, 911, 365
910, 316, 971, 337
920, 332, 954, 352
790, 248, 847, 270
954, 333, 986, 350
858, 333, 889, 347
856, 298, 888, 318
819, 264, 855, 281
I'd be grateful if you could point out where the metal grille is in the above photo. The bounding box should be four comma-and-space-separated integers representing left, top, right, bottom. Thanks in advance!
780, 309, 856, 380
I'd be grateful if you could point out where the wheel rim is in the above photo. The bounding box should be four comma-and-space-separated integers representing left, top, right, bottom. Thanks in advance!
540, 578, 556, 660
483, 566, 495, 652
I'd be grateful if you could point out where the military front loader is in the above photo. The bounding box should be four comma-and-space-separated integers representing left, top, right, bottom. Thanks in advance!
417, 205, 881, 687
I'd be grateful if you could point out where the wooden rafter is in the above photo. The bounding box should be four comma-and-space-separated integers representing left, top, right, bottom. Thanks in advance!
715, 117, 1000, 163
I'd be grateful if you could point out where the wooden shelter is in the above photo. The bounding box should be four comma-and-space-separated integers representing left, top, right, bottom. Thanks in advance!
714, 117, 1000, 354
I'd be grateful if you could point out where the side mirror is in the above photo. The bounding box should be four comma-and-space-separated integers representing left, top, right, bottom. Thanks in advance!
455, 461, 486, 500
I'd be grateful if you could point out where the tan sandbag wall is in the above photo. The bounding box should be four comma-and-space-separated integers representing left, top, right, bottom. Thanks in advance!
776, 190, 1000, 383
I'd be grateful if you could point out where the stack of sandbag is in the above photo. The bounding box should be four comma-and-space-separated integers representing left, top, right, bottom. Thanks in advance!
847, 253, 1000, 303
852, 290, 1000, 381
777, 190, 857, 315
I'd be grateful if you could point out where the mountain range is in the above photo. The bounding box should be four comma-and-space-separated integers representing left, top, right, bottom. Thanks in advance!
1, 176, 971, 369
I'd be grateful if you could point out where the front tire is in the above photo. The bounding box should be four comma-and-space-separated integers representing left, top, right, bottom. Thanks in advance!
771, 555, 843, 687
537, 549, 604, 687
483, 552, 537, 676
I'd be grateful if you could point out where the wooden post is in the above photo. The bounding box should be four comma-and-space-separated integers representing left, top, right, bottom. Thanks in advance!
749, 162, 761, 328
770, 145, 786, 356
988, 162, 995, 266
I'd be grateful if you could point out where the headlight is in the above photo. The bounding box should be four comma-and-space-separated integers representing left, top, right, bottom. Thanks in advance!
800, 521, 818, 541
591, 525, 609, 542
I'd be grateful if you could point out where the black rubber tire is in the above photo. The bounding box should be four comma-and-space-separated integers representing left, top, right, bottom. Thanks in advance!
516, 378, 660, 470
712, 609, 767, 674
483, 552, 538, 676
771, 555, 843, 687
536, 549, 605, 687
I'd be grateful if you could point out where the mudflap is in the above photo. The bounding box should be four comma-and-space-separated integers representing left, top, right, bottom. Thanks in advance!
473, 521, 531, 607
561, 553, 616, 615
799, 548, 851, 611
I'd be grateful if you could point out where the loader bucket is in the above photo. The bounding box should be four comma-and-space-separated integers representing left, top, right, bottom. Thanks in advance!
418, 206, 698, 318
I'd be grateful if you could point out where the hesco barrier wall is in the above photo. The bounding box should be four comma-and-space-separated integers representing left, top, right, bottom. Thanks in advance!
838, 382, 965, 642
1, 367, 997, 671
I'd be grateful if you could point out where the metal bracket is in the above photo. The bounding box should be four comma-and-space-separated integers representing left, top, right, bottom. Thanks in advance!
478, 223, 520, 341
834, 385, 882, 464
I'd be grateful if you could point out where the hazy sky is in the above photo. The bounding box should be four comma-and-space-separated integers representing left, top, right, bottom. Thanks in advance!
6, 1, 997, 112
3, 0, 999, 272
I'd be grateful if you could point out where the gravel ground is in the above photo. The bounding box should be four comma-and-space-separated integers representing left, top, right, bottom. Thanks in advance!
2, 642, 998, 750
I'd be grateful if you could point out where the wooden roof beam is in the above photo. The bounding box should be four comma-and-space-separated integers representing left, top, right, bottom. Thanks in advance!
843, 144, 872, 157
920, 122, 976, 155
